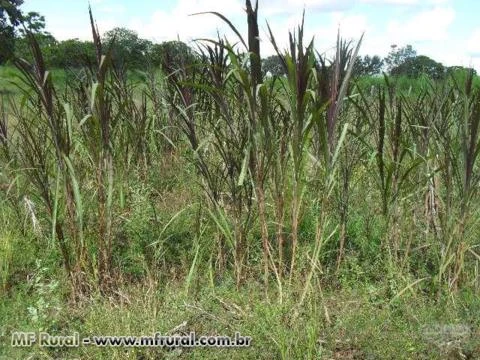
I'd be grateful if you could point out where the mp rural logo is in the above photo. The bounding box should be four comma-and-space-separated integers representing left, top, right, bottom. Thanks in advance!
11, 332, 81, 347
10, 331, 252, 348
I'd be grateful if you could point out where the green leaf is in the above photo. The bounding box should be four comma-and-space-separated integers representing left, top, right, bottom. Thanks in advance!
62, 155, 84, 248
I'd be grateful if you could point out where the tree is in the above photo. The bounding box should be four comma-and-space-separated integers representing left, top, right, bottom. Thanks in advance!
50, 39, 96, 68
102, 27, 152, 69
353, 55, 384, 76
384, 44, 417, 73
262, 55, 286, 77
14, 32, 57, 64
0, 0, 23, 64
391, 55, 445, 80
17, 11, 46, 36
148, 40, 197, 71
13, 11, 57, 65
447, 66, 477, 77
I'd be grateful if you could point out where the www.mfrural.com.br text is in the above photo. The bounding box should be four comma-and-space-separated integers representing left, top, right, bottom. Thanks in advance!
11, 331, 252, 348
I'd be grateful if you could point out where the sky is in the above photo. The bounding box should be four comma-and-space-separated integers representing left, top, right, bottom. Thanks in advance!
20, 0, 480, 70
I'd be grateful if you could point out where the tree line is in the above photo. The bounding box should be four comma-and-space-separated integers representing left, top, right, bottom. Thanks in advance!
0, 0, 476, 79
264, 43, 475, 80
1, 0, 196, 70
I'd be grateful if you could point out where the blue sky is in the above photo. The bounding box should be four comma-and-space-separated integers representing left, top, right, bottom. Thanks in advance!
20, 0, 480, 70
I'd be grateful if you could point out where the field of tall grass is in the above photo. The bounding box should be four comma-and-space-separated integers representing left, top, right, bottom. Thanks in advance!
1, 3, 480, 359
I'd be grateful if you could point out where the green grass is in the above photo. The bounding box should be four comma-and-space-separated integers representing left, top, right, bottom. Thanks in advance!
0, 148, 479, 358
0, 65, 21, 96
2, 274, 480, 359
0, 64, 69, 96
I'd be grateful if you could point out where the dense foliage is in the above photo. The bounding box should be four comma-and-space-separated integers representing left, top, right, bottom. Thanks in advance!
0, 0, 23, 63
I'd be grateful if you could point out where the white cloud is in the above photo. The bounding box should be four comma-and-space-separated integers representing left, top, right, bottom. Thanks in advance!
386, 6, 455, 43
330, 12, 369, 38
34, 0, 479, 71
45, 18, 120, 41
261, 0, 354, 15
361, 0, 448, 4
362, 0, 418, 4
127, 0, 245, 44
127, 0, 354, 48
